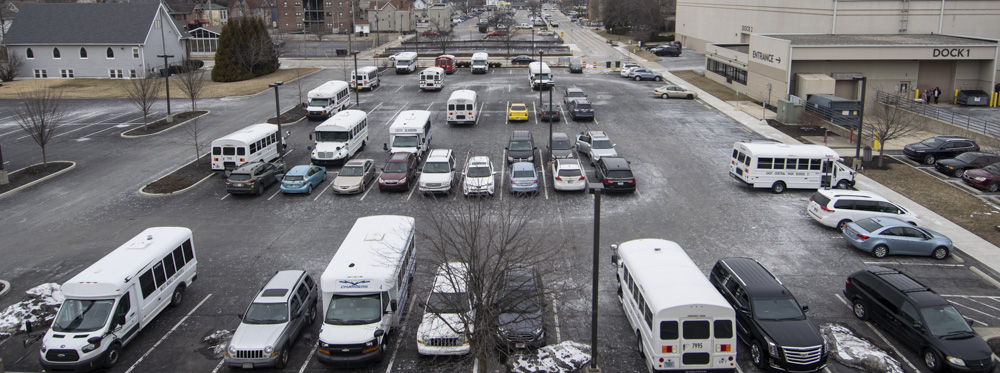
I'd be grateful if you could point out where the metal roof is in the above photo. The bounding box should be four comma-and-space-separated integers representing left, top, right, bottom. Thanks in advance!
762, 33, 996, 47
6, 2, 173, 45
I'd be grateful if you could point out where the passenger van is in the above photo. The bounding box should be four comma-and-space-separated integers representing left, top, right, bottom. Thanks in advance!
39, 227, 198, 372
528, 61, 552, 90
350, 66, 380, 91
447, 89, 479, 125
730, 141, 855, 193
610, 239, 737, 372
394, 52, 419, 74
471, 52, 489, 74
316, 215, 416, 366
386, 110, 432, 159
309, 109, 369, 166
211, 123, 280, 172
419, 67, 445, 91
435, 54, 455, 74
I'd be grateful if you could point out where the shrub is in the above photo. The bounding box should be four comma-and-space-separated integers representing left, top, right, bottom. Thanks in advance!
456, 61, 471, 68
488, 62, 503, 68
212, 17, 278, 82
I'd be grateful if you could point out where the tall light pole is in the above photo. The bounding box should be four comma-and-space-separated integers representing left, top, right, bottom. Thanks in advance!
353, 51, 360, 109
538, 50, 544, 124
854, 76, 868, 161
270, 81, 284, 165
157, 12, 173, 120
0, 143, 7, 185
548, 83, 553, 160
586, 182, 604, 373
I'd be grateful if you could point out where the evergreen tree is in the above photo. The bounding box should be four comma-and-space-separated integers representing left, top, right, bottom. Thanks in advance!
211, 17, 278, 82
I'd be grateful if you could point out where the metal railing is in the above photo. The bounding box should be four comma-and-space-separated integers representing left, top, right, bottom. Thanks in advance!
875, 91, 1000, 137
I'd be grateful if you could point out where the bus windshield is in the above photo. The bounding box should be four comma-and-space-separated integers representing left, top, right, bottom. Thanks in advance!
315, 131, 350, 142
392, 135, 419, 148
309, 98, 331, 107
325, 294, 383, 325
52, 299, 115, 333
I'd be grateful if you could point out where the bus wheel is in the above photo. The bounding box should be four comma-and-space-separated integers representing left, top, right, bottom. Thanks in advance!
360, 141, 367, 151
636, 334, 645, 358
170, 285, 185, 307
770, 181, 786, 194
836, 179, 851, 189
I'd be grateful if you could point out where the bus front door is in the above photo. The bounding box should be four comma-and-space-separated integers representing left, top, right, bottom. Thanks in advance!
820, 160, 833, 188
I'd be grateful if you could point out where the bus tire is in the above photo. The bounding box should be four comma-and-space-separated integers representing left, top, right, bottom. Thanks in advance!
170, 284, 185, 307
636, 334, 645, 358
770, 181, 786, 194
836, 179, 851, 189
103, 342, 122, 368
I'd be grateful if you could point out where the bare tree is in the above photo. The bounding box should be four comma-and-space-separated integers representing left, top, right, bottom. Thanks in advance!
308, 23, 330, 41
0, 52, 22, 82
864, 88, 928, 167
174, 67, 207, 111
13, 87, 65, 168
121, 76, 164, 130
417, 199, 577, 372
181, 118, 207, 163
236, 29, 279, 76
427, 20, 455, 54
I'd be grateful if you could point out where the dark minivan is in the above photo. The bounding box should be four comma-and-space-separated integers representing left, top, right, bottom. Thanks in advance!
845, 266, 996, 373
710, 258, 827, 372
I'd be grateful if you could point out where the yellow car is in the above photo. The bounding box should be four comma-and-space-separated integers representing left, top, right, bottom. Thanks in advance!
508, 103, 529, 121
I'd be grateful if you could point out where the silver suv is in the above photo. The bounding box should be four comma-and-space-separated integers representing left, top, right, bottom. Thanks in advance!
225, 270, 318, 369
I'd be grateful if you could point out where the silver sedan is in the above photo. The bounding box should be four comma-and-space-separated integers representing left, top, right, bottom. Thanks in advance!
841, 216, 952, 259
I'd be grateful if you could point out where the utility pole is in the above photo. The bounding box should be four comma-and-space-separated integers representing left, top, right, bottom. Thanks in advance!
157, 5, 173, 120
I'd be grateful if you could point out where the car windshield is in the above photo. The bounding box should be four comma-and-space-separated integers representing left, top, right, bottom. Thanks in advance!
424, 161, 451, 173
513, 170, 535, 178
955, 153, 977, 162
467, 166, 492, 178
985, 164, 1000, 175
284, 175, 304, 182
427, 292, 470, 313
325, 294, 383, 325
52, 299, 114, 332
309, 98, 331, 107
509, 140, 533, 151
920, 138, 945, 148
752, 297, 805, 320
396, 61, 409, 67
392, 135, 419, 148
500, 291, 541, 313
552, 140, 572, 150
568, 91, 585, 98
575, 102, 592, 110
244, 302, 289, 324
340, 166, 364, 176
315, 131, 349, 142
384, 161, 408, 173
920, 305, 974, 337
592, 140, 613, 149
559, 168, 582, 177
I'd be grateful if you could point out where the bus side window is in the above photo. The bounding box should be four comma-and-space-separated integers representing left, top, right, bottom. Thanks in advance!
758, 158, 772, 169
798, 159, 810, 170
773, 158, 785, 170
811, 159, 823, 170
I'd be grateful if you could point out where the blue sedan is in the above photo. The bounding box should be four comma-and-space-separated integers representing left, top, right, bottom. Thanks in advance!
279, 165, 327, 194
509, 162, 539, 194
842, 216, 952, 259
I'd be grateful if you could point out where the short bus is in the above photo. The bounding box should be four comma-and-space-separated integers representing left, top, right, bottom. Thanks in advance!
316, 215, 416, 366
309, 110, 369, 166
395, 52, 419, 74
211, 123, 280, 172
350, 66, 380, 91
435, 54, 456, 74
729, 141, 855, 193
419, 67, 444, 91
447, 89, 479, 125
611, 239, 737, 372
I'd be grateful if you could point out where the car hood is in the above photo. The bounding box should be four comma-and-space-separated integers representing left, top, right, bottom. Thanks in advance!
757, 319, 823, 348
420, 173, 452, 183
319, 323, 381, 345
935, 333, 994, 362
314, 142, 347, 153
592, 149, 618, 158
380, 171, 407, 181
905, 143, 934, 152
498, 310, 542, 334
552, 149, 573, 158
334, 175, 364, 188
229, 323, 286, 349
509, 149, 534, 157
964, 168, 999, 180
418, 313, 467, 338
936, 158, 970, 168
465, 176, 493, 188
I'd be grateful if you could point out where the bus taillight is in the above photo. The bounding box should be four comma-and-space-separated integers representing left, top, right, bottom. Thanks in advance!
662, 345, 673, 353
239, 158, 245, 162
213, 157, 219, 162
718, 344, 732, 352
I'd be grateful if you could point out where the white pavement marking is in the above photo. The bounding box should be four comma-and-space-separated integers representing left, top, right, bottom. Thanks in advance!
552, 298, 562, 342
384, 281, 420, 373
426, 101, 434, 111
313, 174, 337, 200
360, 174, 379, 200
407, 183, 417, 201
384, 105, 407, 126
505, 100, 510, 125
220, 193, 230, 201
124, 294, 213, 373
862, 261, 963, 267
539, 161, 548, 200
267, 188, 282, 200
532, 101, 538, 125
836, 292, 918, 373
393, 85, 404, 93
500, 150, 508, 201
211, 359, 224, 373
367, 102, 384, 114
970, 266, 1000, 290
297, 341, 320, 373
944, 298, 993, 324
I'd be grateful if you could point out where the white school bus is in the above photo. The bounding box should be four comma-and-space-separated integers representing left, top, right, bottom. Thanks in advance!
611, 239, 737, 373
211, 123, 280, 172
730, 141, 855, 193
446, 89, 479, 125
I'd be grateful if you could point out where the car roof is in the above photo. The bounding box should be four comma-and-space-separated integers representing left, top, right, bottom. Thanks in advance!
552, 132, 569, 141
427, 149, 452, 159
344, 159, 369, 167
254, 270, 306, 303
601, 157, 630, 169
932, 135, 974, 141
511, 130, 532, 139
388, 152, 411, 161
587, 130, 609, 139
512, 162, 536, 171
856, 266, 949, 306
816, 188, 888, 201
468, 156, 490, 165
716, 258, 790, 298
863, 216, 910, 228
232, 162, 266, 173
566, 87, 584, 93
573, 98, 592, 105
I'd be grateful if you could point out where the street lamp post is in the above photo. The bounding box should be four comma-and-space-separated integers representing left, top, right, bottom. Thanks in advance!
854, 76, 868, 162
586, 182, 604, 373
269, 81, 284, 165
538, 50, 544, 127
353, 51, 360, 109
548, 86, 553, 160
0, 142, 7, 185
157, 53, 174, 120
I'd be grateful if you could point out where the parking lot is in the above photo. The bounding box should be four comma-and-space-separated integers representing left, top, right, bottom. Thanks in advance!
3, 17, 1000, 373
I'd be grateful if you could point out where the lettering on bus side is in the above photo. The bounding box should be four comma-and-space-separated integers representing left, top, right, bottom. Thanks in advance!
764, 171, 807, 176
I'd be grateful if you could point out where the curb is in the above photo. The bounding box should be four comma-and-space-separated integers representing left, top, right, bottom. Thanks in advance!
235, 67, 323, 99
120, 110, 211, 138
0, 161, 77, 200
0, 280, 10, 298
138, 154, 215, 197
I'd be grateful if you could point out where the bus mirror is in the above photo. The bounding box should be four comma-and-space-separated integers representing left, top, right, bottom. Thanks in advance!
383, 143, 389, 152
117, 314, 126, 327
801, 305, 809, 313
374, 329, 385, 338
611, 254, 619, 265
238, 313, 245, 320
306, 145, 313, 151
285, 130, 291, 136
24, 321, 32, 333
390, 300, 398, 312
309, 134, 313, 141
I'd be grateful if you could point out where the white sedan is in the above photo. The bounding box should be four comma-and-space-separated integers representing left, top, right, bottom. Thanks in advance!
552, 158, 587, 191
653, 85, 698, 99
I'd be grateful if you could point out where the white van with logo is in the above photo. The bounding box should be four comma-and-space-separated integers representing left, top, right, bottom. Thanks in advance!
394, 52, 419, 74
528, 62, 552, 90
386, 110, 432, 159
471, 52, 489, 74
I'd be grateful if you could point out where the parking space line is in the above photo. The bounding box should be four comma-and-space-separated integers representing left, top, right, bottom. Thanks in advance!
393, 85, 403, 93
313, 174, 337, 200
532, 101, 538, 125
296, 341, 319, 373
944, 298, 994, 324
384, 105, 407, 126
552, 298, 562, 342
862, 261, 963, 267
500, 150, 507, 201
384, 278, 421, 373
836, 293, 918, 372
367, 102, 384, 115
539, 160, 548, 200
425, 101, 434, 111
267, 188, 282, 200
220, 193, 229, 201
211, 358, 224, 373
406, 183, 417, 201
124, 294, 213, 373
505, 100, 510, 125
359, 174, 379, 200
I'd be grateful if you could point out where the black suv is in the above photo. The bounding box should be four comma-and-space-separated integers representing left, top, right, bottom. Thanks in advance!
903, 136, 979, 165
709, 258, 827, 372
567, 98, 595, 121
934, 152, 1000, 178
595, 157, 635, 192
495, 265, 545, 350
506, 131, 536, 164
844, 266, 996, 373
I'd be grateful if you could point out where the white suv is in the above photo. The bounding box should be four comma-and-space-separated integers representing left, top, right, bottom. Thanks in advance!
462, 156, 496, 196
417, 262, 472, 356
620, 63, 640, 77
807, 189, 920, 230
419, 149, 456, 194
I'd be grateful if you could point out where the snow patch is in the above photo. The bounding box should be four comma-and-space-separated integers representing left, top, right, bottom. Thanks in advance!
203, 329, 233, 358
508, 341, 591, 373
0, 283, 64, 337
821, 323, 903, 373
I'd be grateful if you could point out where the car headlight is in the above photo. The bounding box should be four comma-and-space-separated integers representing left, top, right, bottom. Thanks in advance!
973, 176, 987, 181
533, 325, 544, 336
527, 156, 534, 161
40, 343, 47, 353
264, 345, 274, 354
228, 345, 237, 355
498, 327, 508, 335
398, 177, 406, 184
319, 342, 330, 349
765, 336, 780, 358
82, 340, 101, 353
946, 355, 966, 367
364, 340, 376, 348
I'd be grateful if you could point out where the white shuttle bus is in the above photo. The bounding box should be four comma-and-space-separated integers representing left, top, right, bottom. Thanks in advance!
350, 66, 381, 91
316, 215, 416, 366
729, 141, 856, 193
446, 90, 479, 125
470, 52, 489, 74
419, 67, 445, 91
386, 110, 432, 158
394, 52, 419, 74
211, 123, 280, 172
39, 227, 198, 372
310, 110, 369, 166
611, 239, 737, 373
528, 61, 552, 90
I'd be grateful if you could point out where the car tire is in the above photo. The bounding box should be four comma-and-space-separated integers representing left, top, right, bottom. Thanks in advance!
322, 173, 327, 181
654, 76, 661, 81
852, 299, 869, 320
932, 246, 950, 260
836, 179, 851, 189
686, 94, 694, 100
770, 181, 786, 194
255, 184, 263, 196
634, 76, 641, 81
170, 285, 185, 307
924, 154, 937, 165
306, 184, 313, 195
308, 304, 317, 325
872, 244, 889, 258
661, 93, 668, 99
989, 183, 1000, 193
275, 344, 290, 369
954, 168, 965, 178
103, 343, 122, 369
924, 349, 944, 372
751, 340, 766, 368
837, 220, 852, 231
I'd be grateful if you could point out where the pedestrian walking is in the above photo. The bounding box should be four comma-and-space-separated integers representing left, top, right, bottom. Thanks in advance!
933, 87, 941, 104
